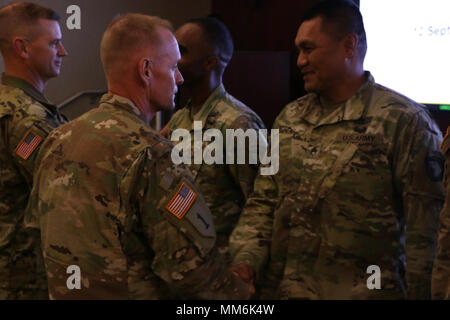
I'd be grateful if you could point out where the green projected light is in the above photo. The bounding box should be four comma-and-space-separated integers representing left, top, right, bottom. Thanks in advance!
440, 105, 450, 111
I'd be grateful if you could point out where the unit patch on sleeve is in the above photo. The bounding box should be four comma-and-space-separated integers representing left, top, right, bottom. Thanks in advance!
425, 150, 444, 182
165, 182, 197, 219
14, 131, 43, 160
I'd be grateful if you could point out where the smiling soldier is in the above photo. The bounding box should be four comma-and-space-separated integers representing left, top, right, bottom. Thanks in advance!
230, 0, 444, 300
0, 2, 68, 300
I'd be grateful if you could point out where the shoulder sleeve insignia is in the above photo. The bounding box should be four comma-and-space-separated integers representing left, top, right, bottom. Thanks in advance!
426, 150, 444, 182
165, 182, 197, 219
14, 130, 43, 160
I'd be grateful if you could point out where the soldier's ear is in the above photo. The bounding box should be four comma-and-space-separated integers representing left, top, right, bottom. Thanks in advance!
12, 37, 29, 59
139, 57, 153, 85
343, 33, 358, 59
204, 55, 219, 72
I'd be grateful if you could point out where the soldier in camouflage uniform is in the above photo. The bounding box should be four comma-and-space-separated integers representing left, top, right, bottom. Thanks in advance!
230, 0, 444, 299
165, 17, 266, 264
432, 127, 450, 299
0, 2, 68, 299
26, 13, 251, 299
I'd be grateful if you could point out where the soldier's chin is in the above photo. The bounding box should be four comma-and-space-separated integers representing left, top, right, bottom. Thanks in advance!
49, 69, 60, 78
304, 83, 317, 93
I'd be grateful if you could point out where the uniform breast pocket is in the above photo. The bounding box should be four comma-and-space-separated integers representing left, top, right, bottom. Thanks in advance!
323, 143, 393, 226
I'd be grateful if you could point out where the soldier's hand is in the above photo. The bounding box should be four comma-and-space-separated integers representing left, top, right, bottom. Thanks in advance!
230, 272, 255, 299
230, 263, 255, 285
247, 280, 256, 298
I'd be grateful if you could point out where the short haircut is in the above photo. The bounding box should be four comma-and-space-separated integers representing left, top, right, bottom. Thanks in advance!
301, 0, 367, 60
186, 17, 234, 64
100, 13, 173, 76
0, 2, 60, 53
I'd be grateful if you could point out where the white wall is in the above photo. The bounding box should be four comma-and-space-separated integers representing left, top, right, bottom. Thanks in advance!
0, 0, 211, 104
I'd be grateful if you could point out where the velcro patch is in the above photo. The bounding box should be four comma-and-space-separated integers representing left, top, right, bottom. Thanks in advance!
15, 130, 43, 160
426, 151, 444, 182
166, 182, 197, 219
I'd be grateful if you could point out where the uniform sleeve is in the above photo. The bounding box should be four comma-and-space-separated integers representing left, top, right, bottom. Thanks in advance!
393, 111, 445, 299
229, 125, 280, 279
226, 115, 267, 200
126, 146, 250, 299
432, 128, 450, 300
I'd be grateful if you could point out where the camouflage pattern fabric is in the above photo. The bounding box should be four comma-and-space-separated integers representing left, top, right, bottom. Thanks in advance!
230, 72, 444, 300
167, 84, 266, 264
25, 93, 250, 299
432, 126, 450, 299
0, 73, 67, 299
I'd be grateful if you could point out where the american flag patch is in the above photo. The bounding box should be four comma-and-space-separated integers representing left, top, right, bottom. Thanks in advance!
15, 131, 43, 160
166, 182, 197, 219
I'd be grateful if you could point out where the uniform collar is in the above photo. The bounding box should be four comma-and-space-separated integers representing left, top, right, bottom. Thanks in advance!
301, 71, 375, 126
341, 71, 374, 121
189, 83, 226, 125
99, 93, 146, 123
1, 73, 57, 110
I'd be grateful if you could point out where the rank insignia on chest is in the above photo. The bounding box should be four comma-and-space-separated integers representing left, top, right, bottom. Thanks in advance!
15, 130, 43, 160
166, 182, 197, 219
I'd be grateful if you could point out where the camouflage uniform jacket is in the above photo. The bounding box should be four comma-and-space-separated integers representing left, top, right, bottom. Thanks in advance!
230, 72, 444, 299
0, 73, 67, 299
432, 126, 450, 299
167, 84, 266, 262
26, 93, 250, 299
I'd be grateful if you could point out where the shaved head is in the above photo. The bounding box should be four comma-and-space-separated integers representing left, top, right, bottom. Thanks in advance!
100, 13, 173, 78
185, 17, 234, 67
0, 2, 60, 54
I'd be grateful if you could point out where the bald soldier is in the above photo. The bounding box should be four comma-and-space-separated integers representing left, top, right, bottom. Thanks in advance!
432, 127, 450, 299
230, 0, 444, 299
0, 2, 68, 299
26, 13, 251, 299
164, 17, 265, 264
